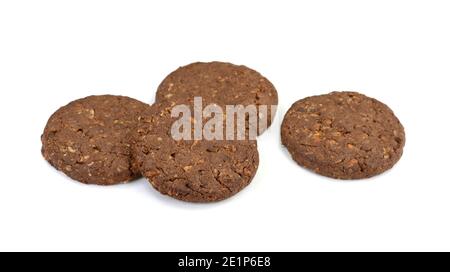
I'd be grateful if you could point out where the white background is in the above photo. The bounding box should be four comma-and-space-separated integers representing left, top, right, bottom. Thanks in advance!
1, 0, 449, 252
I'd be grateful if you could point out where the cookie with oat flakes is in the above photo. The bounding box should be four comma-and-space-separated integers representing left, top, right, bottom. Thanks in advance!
41, 95, 149, 185
281, 91, 405, 179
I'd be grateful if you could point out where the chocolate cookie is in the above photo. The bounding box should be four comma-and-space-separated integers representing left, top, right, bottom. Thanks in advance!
132, 102, 259, 202
42, 95, 149, 185
156, 62, 278, 135
281, 92, 405, 179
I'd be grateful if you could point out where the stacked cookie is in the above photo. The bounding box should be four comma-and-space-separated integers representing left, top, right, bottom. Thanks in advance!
42, 62, 278, 202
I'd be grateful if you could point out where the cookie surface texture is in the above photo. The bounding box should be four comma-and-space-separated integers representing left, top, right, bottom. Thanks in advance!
42, 95, 149, 185
156, 62, 278, 135
281, 92, 405, 179
132, 103, 259, 202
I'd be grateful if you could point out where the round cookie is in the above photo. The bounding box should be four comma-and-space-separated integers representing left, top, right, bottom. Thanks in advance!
42, 95, 149, 185
281, 92, 405, 179
156, 62, 278, 135
132, 102, 259, 203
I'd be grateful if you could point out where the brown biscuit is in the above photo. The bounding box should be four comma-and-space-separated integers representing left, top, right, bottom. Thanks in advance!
42, 95, 149, 185
155, 62, 278, 135
281, 92, 405, 179
132, 102, 259, 203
